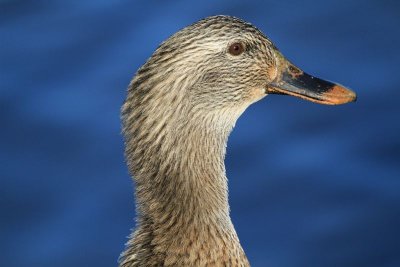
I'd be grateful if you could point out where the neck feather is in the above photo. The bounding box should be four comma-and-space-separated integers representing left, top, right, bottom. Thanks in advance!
119, 70, 249, 266
124, 104, 233, 223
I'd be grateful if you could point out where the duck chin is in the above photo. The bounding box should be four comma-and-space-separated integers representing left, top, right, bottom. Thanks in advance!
217, 87, 268, 130
247, 87, 268, 104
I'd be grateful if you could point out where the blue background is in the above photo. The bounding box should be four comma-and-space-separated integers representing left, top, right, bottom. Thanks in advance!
1, 1, 400, 266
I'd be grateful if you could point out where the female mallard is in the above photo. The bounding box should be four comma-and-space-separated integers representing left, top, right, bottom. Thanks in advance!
119, 15, 356, 266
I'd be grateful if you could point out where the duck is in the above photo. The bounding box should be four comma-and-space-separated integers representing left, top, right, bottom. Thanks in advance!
119, 15, 356, 266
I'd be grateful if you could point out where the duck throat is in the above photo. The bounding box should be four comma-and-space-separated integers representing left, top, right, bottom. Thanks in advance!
124, 105, 233, 225
121, 90, 248, 264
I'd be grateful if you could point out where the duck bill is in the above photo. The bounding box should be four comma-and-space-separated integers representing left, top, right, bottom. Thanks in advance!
267, 57, 356, 105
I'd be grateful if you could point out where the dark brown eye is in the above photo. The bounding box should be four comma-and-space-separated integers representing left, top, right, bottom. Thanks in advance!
228, 42, 244, 56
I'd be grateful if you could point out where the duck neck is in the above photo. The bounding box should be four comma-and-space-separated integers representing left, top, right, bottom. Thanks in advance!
129, 108, 233, 228
121, 84, 250, 264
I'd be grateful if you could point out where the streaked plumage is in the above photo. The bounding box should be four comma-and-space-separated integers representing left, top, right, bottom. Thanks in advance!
119, 15, 356, 266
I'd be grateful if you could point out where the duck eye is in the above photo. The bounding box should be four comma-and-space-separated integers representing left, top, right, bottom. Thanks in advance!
228, 42, 244, 56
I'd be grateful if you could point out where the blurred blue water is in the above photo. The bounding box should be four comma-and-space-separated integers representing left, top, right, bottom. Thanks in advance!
1, 1, 400, 266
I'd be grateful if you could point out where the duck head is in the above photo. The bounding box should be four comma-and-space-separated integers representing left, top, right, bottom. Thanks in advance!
136, 16, 356, 117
